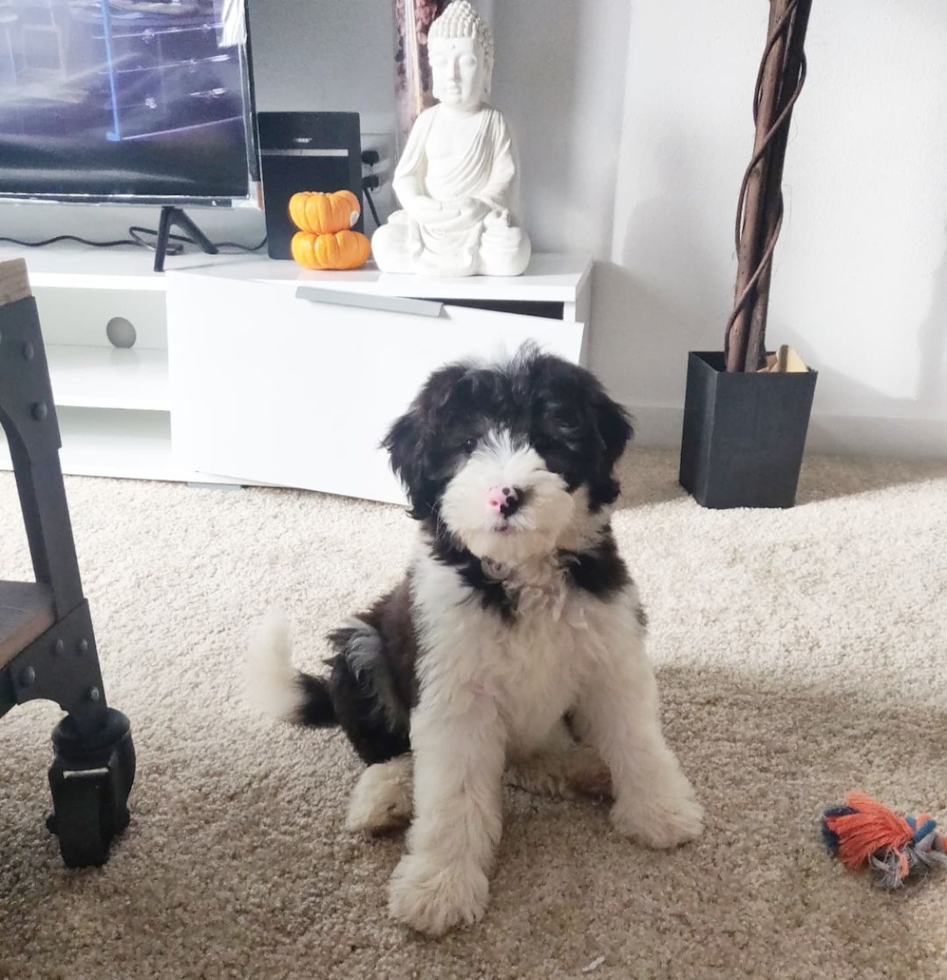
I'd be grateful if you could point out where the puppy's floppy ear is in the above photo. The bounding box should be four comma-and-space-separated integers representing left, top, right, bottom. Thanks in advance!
593, 388, 633, 469
383, 363, 469, 519
382, 407, 430, 520
587, 386, 633, 508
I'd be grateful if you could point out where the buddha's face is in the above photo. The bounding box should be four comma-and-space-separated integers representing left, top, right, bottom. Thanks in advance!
429, 36, 488, 111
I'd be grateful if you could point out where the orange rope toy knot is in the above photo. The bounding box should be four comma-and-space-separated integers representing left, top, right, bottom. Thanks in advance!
822, 792, 947, 890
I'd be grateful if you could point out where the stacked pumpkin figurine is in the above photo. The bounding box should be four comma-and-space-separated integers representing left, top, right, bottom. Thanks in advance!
288, 190, 372, 270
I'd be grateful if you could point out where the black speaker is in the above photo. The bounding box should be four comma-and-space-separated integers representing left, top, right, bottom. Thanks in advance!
257, 112, 363, 260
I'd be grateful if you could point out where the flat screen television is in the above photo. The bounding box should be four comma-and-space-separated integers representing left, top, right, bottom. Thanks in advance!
0, 0, 258, 206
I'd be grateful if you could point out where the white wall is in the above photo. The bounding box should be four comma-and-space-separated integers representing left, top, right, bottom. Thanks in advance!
490, 1, 630, 260
248, 0, 396, 131
599, 0, 947, 456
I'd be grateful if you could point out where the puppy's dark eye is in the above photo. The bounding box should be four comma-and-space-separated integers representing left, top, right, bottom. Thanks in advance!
462, 437, 478, 455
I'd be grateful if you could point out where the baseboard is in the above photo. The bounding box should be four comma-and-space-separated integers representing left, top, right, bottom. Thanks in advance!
620, 403, 686, 448
804, 414, 947, 458
620, 400, 947, 459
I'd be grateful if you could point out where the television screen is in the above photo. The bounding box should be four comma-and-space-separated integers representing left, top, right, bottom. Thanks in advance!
0, 0, 257, 204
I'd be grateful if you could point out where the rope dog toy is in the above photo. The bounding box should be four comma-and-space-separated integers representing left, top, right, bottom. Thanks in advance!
821, 791, 947, 889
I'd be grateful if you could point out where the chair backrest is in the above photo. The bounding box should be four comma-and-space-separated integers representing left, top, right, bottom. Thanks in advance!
0, 258, 84, 618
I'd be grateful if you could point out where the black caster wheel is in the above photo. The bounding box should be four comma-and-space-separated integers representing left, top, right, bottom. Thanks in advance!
47, 709, 135, 868
47, 771, 112, 867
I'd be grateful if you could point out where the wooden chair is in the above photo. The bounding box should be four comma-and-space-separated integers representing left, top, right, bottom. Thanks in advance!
0, 258, 135, 866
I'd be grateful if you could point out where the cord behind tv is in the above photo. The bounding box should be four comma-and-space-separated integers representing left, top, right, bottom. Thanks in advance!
0, 227, 267, 263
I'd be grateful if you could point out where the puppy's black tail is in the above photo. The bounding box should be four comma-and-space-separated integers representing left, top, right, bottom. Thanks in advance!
247, 611, 337, 726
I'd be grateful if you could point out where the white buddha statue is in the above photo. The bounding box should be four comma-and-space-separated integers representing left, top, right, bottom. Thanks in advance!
372, 0, 531, 277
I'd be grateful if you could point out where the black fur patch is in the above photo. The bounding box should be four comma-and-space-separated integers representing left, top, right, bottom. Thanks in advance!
426, 518, 517, 622
297, 673, 337, 726
322, 651, 410, 765
311, 578, 419, 765
559, 528, 631, 599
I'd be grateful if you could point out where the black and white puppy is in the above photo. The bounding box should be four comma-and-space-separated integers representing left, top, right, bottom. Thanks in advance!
250, 345, 702, 936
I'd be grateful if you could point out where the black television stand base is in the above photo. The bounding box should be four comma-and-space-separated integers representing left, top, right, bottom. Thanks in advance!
153, 207, 219, 273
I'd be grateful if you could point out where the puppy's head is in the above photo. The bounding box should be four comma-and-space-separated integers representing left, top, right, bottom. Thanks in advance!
383, 346, 632, 564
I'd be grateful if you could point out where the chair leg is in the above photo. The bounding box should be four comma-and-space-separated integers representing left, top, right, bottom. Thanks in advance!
46, 708, 135, 867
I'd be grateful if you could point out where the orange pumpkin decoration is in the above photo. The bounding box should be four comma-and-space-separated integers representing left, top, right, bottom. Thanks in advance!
288, 190, 361, 235
291, 230, 371, 271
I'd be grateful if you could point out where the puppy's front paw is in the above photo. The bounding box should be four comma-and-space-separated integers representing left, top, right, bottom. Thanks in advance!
612, 772, 704, 849
388, 854, 489, 937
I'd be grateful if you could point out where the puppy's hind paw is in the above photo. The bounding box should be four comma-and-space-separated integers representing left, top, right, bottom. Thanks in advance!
565, 749, 613, 800
346, 758, 413, 835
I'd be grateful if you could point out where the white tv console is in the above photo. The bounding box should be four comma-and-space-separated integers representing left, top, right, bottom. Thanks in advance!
0, 245, 592, 503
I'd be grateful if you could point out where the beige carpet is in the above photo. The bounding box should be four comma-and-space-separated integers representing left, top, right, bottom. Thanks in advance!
2, 450, 947, 980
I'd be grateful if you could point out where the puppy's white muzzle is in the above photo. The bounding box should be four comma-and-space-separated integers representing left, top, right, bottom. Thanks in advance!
441, 431, 575, 563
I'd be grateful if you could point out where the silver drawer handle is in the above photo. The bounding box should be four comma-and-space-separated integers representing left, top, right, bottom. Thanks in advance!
294, 287, 443, 318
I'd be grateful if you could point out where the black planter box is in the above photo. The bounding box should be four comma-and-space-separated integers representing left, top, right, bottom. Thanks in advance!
679, 351, 817, 509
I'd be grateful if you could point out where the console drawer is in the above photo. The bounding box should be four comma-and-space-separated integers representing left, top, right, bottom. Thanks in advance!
166, 272, 586, 502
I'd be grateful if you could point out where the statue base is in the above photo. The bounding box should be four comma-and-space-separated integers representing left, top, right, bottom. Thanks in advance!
373, 213, 531, 278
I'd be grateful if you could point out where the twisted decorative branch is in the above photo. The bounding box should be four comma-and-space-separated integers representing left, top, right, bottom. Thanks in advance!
725, 0, 813, 373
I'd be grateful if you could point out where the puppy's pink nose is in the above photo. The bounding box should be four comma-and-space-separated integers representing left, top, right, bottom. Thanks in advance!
487, 485, 521, 518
